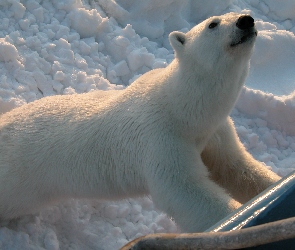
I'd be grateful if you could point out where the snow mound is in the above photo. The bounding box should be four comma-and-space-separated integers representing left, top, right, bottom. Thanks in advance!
246, 27, 295, 95
0, 39, 19, 62
237, 87, 295, 136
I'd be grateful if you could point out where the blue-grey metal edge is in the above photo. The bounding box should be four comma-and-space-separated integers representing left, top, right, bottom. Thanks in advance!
206, 170, 295, 249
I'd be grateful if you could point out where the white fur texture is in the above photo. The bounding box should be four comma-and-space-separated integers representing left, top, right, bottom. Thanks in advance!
0, 13, 280, 232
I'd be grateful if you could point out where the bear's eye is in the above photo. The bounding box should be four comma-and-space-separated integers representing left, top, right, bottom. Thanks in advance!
208, 22, 218, 29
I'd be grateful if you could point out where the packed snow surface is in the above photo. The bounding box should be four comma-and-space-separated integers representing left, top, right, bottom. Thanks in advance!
0, 0, 295, 249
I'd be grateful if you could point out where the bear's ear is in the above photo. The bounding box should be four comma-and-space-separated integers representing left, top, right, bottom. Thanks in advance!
169, 31, 186, 53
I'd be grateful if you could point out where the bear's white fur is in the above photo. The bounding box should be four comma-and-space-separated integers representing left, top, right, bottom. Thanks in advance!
0, 13, 280, 232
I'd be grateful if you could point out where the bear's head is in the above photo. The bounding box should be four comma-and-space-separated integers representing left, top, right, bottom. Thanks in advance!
169, 12, 257, 71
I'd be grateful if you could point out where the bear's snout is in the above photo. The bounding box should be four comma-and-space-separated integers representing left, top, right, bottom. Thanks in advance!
236, 15, 254, 30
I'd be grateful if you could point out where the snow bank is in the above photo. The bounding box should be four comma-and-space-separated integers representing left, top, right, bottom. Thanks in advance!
0, 0, 295, 249
246, 26, 295, 95
0, 198, 179, 250
260, 0, 295, 21
237, 87, 295, 136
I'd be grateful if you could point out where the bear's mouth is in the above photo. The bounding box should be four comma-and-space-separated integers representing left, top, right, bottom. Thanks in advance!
230, 31, 258, 47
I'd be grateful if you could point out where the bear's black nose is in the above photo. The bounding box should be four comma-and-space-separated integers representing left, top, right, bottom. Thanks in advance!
236, 15, 254, 30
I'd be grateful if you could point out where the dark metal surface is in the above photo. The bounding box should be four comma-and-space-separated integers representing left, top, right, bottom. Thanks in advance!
207, 170, 295, 249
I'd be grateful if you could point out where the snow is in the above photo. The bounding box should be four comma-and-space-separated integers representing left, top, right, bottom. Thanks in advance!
247, 28, 295, 95
0, 0, 295, 249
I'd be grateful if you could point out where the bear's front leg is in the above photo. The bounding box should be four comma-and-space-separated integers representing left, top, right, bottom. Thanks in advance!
201, 117, 281, 204
146, 139, 241, 232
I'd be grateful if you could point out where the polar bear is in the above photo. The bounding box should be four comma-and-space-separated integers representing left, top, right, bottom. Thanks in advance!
0, 13, 280, 232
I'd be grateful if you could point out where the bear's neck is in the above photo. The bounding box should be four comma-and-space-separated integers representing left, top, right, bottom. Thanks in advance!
163, 59, 248, 139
